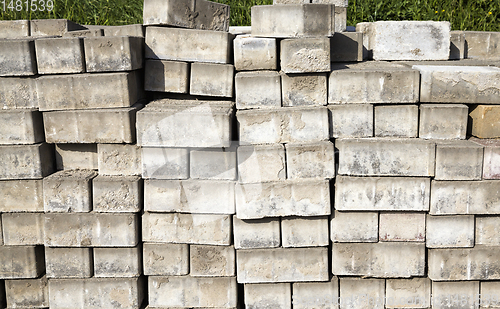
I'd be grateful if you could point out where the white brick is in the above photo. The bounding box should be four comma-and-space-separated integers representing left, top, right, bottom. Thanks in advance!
190, 62, 234, 97
282, 216, 329, 247
293, 280, 339, 309
45, 247, 93, 279
480, 282, 500, 308
329, 104, 373, 138
94, 247, 141, 277
55, 144, 98, 170
2, 213, 44, 245
0, 143, 54, 180
280, 37, 330, 73
379, 213, 425, 242
0, 76, 38, 109
330, 211, 378, 242
0, 180, 43, 212
419, 104, 468, 139
233, 35, 277, 71
237, 144, 286, 183
233, 217, 280, 249
374, 105, 418, 137
143, 243, 188, 276
340, 278, 385, 309
281, 73, 327, 106
190, 146, 237, 180
235, 71, 281, 109
144, 59, 189, 93
97, 144, 142, 176
285, 141, 335, 179
0, 109, 44, 145
385, 278, 431, 308
34, 37, 84, 74
245, 283, 291, 309
92, 175, 142, 213
0, 38, 36, 76
190, 245, 235, 277
0, 245, 45, 279
431, 281, 479, 309
435, 141, 484, 180
470, 138, 500, 180
476, 216, 500, 246
141, 147, 189, 179
5, 275, 48, 308
426, 215, 474, 248
83, 36, 143, 72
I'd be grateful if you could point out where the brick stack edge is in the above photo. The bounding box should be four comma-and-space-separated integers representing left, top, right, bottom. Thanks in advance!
0, 0, 499, 307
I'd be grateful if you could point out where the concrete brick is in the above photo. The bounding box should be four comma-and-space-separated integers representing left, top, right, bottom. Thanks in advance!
97, 144, 141, 176
84, 36, 143, 72
237, 144, 286, 183
37, 72, 142, 111
332, 243, 425, 277
435, 141, 484, 180
0, 180, 43, 212
43, 105, 139, 143
430, 180, 500, 214
0, 39, 36, 76
0, 76, 38, 109
2, 213, 44, 245
329, 104, 373, 138
144, 180, 234, 214
44, 213, 139, 247
237, 247, 329, 283
431, 281, 479, 309
251, 4, 334, 38
141, 147, 188, 179
0, 246, 44, 279
379, 213, 426, 242
233, 35, 277, 71
143, 243, 189, 276
190, 245, 235, 277
0, 109, 44, 145
329, 62, 420, 104
93, 175, 142, 213
476, 216, 500, 246
480, 282, 500, 308
230, 25, 251, 35
94, 247, 141, 278
374, 105, 418, 137
285, 141, 335, 179
464, 31, 500, 61
0, 218, 3, 246
142, 213, 231, 245
413, 65, 500, 104
334, 6, 347, 32
143, 0, 229, 31
45, 247, 93, 279
55, 144, 98, 170
419, 104, 468, 139
450, 30, 466, 60
149, 276, 237, 308
63, 28, 104, 37
331, 32, 363, 62
236, 180, 330, 219
470, 105, 500, 138
144, 59, 189, 93
102, 24, 144, 37
281, 73, 327, 107
331, 211, 378, 242
426, 215, 474, 248
311, 0, 349, 6
34, 37, 85, 74
280, 38, 330, 73
282, 216, 329, 247
0, 20, 30, 38
43, 170, 96, 213
233, 217, 280, 249
339, 278, 385, 309
190, 62, 234, 97
293, 280, 339, 309
237, 107, 329, 144
145, 26, 233, 64
190, 147, 237, 180
337, 138, 436, 176
245, 283, 291, 309
385, 278, 431, 308
48, 277, 144, 309
0, 143, 54, 180
30, 19, 85, 36
5, 275, 48, 308
235, 71, 281, 109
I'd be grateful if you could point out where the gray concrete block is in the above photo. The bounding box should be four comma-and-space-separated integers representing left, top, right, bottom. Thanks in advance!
93, 175, 142, 213
141, 147, 188, 179
30, 19, 85, 36
435, 141, 484, 180
476, 216, 500, 246
237, 247, 329, 283
145, 26, 233, 63
312, 0, 349, 6
480, 282, 500, 308
285, 141, 335, 180
0, 76, 38, 109
450, 30, 465, 60
148, 276, 237, 308
143, 0, 229, 31
5, 275, 48, 308
281, 73, 327, 107
464, 31, 500, 61
419, 104, 468, 139
431, 281, 479, 309
233, 35, 277, 71
230, 25, 251, 35
337, 138, 436, 176
330, 211, 378, 242
43, 170, 96, 213
142, 212, 231, 245
0, 245, 44, 279
98, 144, 141, 176
280, 38, 330, 73
0, 20, 30, 38
236, 180, 331, 219
102, 24, 144, 37
374, 105, 419, 137
335, 176, 431, 211
63, 28, 104, 37
282, 216, 329, 247
251, 4, 334, 38
245, 283, 291, 309
55, 144, 98, 171
469, 105, 500, 139
144, 59, 189, 93
329, 104, 373, 138
385, 278, 431, 308
0, 180, 43, 212
426, 215, 474, 248
235, 71, 281, 109
379, 212, 426, 242
331, 32, 363, 62
84, 36, 143, 72
0, 109, 44, 145
0, 38, 36, 76
94, 247, 141, 277
0, 143, 54, 180
143, 243, 189, 276
2, 213, 44, 245
339, 278, 385, 309
34, 37, 85, 74
190, 147, 237, 180
293, 280, 339, 309
233, 217, 280, 249
334, 6, 347, 32
237, 144, 286, 183
332, 243, 425, 277
45, 247, 93, 278
190, 245, 235, 277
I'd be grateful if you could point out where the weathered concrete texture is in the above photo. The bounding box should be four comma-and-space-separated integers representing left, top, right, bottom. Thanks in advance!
30, 19, 85, 36
98, 144, 141, 176
145, 179, 235, 214
419, 104, 468, 139
191, 147, 237, 180
385, 278, 431, 308
94, 247, 141, 277
101, 24, 144, 37
281, 73, 327, 107
43, 170, 96, 213
245, 283, 291, 309
143, 0, 230, 31
0, 180, 43, 212
55, 144, 98, 170
235, 71, 281, 109
142, 147, 188, 179
45, 247, 93, 278
43, 105, 139, 143
331, 211, 378, 242
63, 28, 104, 37
37, 71, 142, 111
93, 175, 142, 213
285, 141, 335, 179
337, 138, 436, 176
190, 245, 235, 277
2, 213, 44, 245
142, 212, 231, 245
233, 217, 280, 249
251, 4, 334, 38
0, 143, 54, 180
0, 245, 45, 279
84, 36, 143, 72
149, 276, 237, 308
480, 282, 500, 308
143, 243, 189, 276
48, 277, 144, 309
237, 144, 286, 183
469, 105, 500, 138
281, 38, 330, 73
331, 32, 363, 62
0, 76, 38, 109
374, 105, 418, 137
329, 62, 420, 104
464, 31, 500, 61
435, 141, 484, 180
339, 278, 385, 309
190, 63, 234, 97
426, 215, 474, 248
35, 37, 85, 74
470, 138, 500, 179
233, 35, 277, 71
431, 281, 479, 309
144, 59, 189, 93
237, 107, 329, 144
236, 180, 330, 219
0, 38, 36, 76
0, 109, 44, 145
44, 213, 139, 247
413, 65, 500, 104
430, 180, 500, 214
332, 243, 425, 277
0, 20, 30, 38
450, 30, 466, 60
237, 247, 329, 283
476, 216, 500, 246
329, 104, 373, 138
145, 26, 233, 64
281, 216, 329, 247
334, 6, 347, 32
379, 212, 426, 242
293, 280, 339, 309
5, 275, 48, 308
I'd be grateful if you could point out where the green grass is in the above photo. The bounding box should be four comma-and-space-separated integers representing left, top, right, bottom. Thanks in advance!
1, 0, 499, 31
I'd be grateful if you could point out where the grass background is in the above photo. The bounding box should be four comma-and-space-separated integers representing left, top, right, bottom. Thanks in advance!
0, 0, 499, 31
